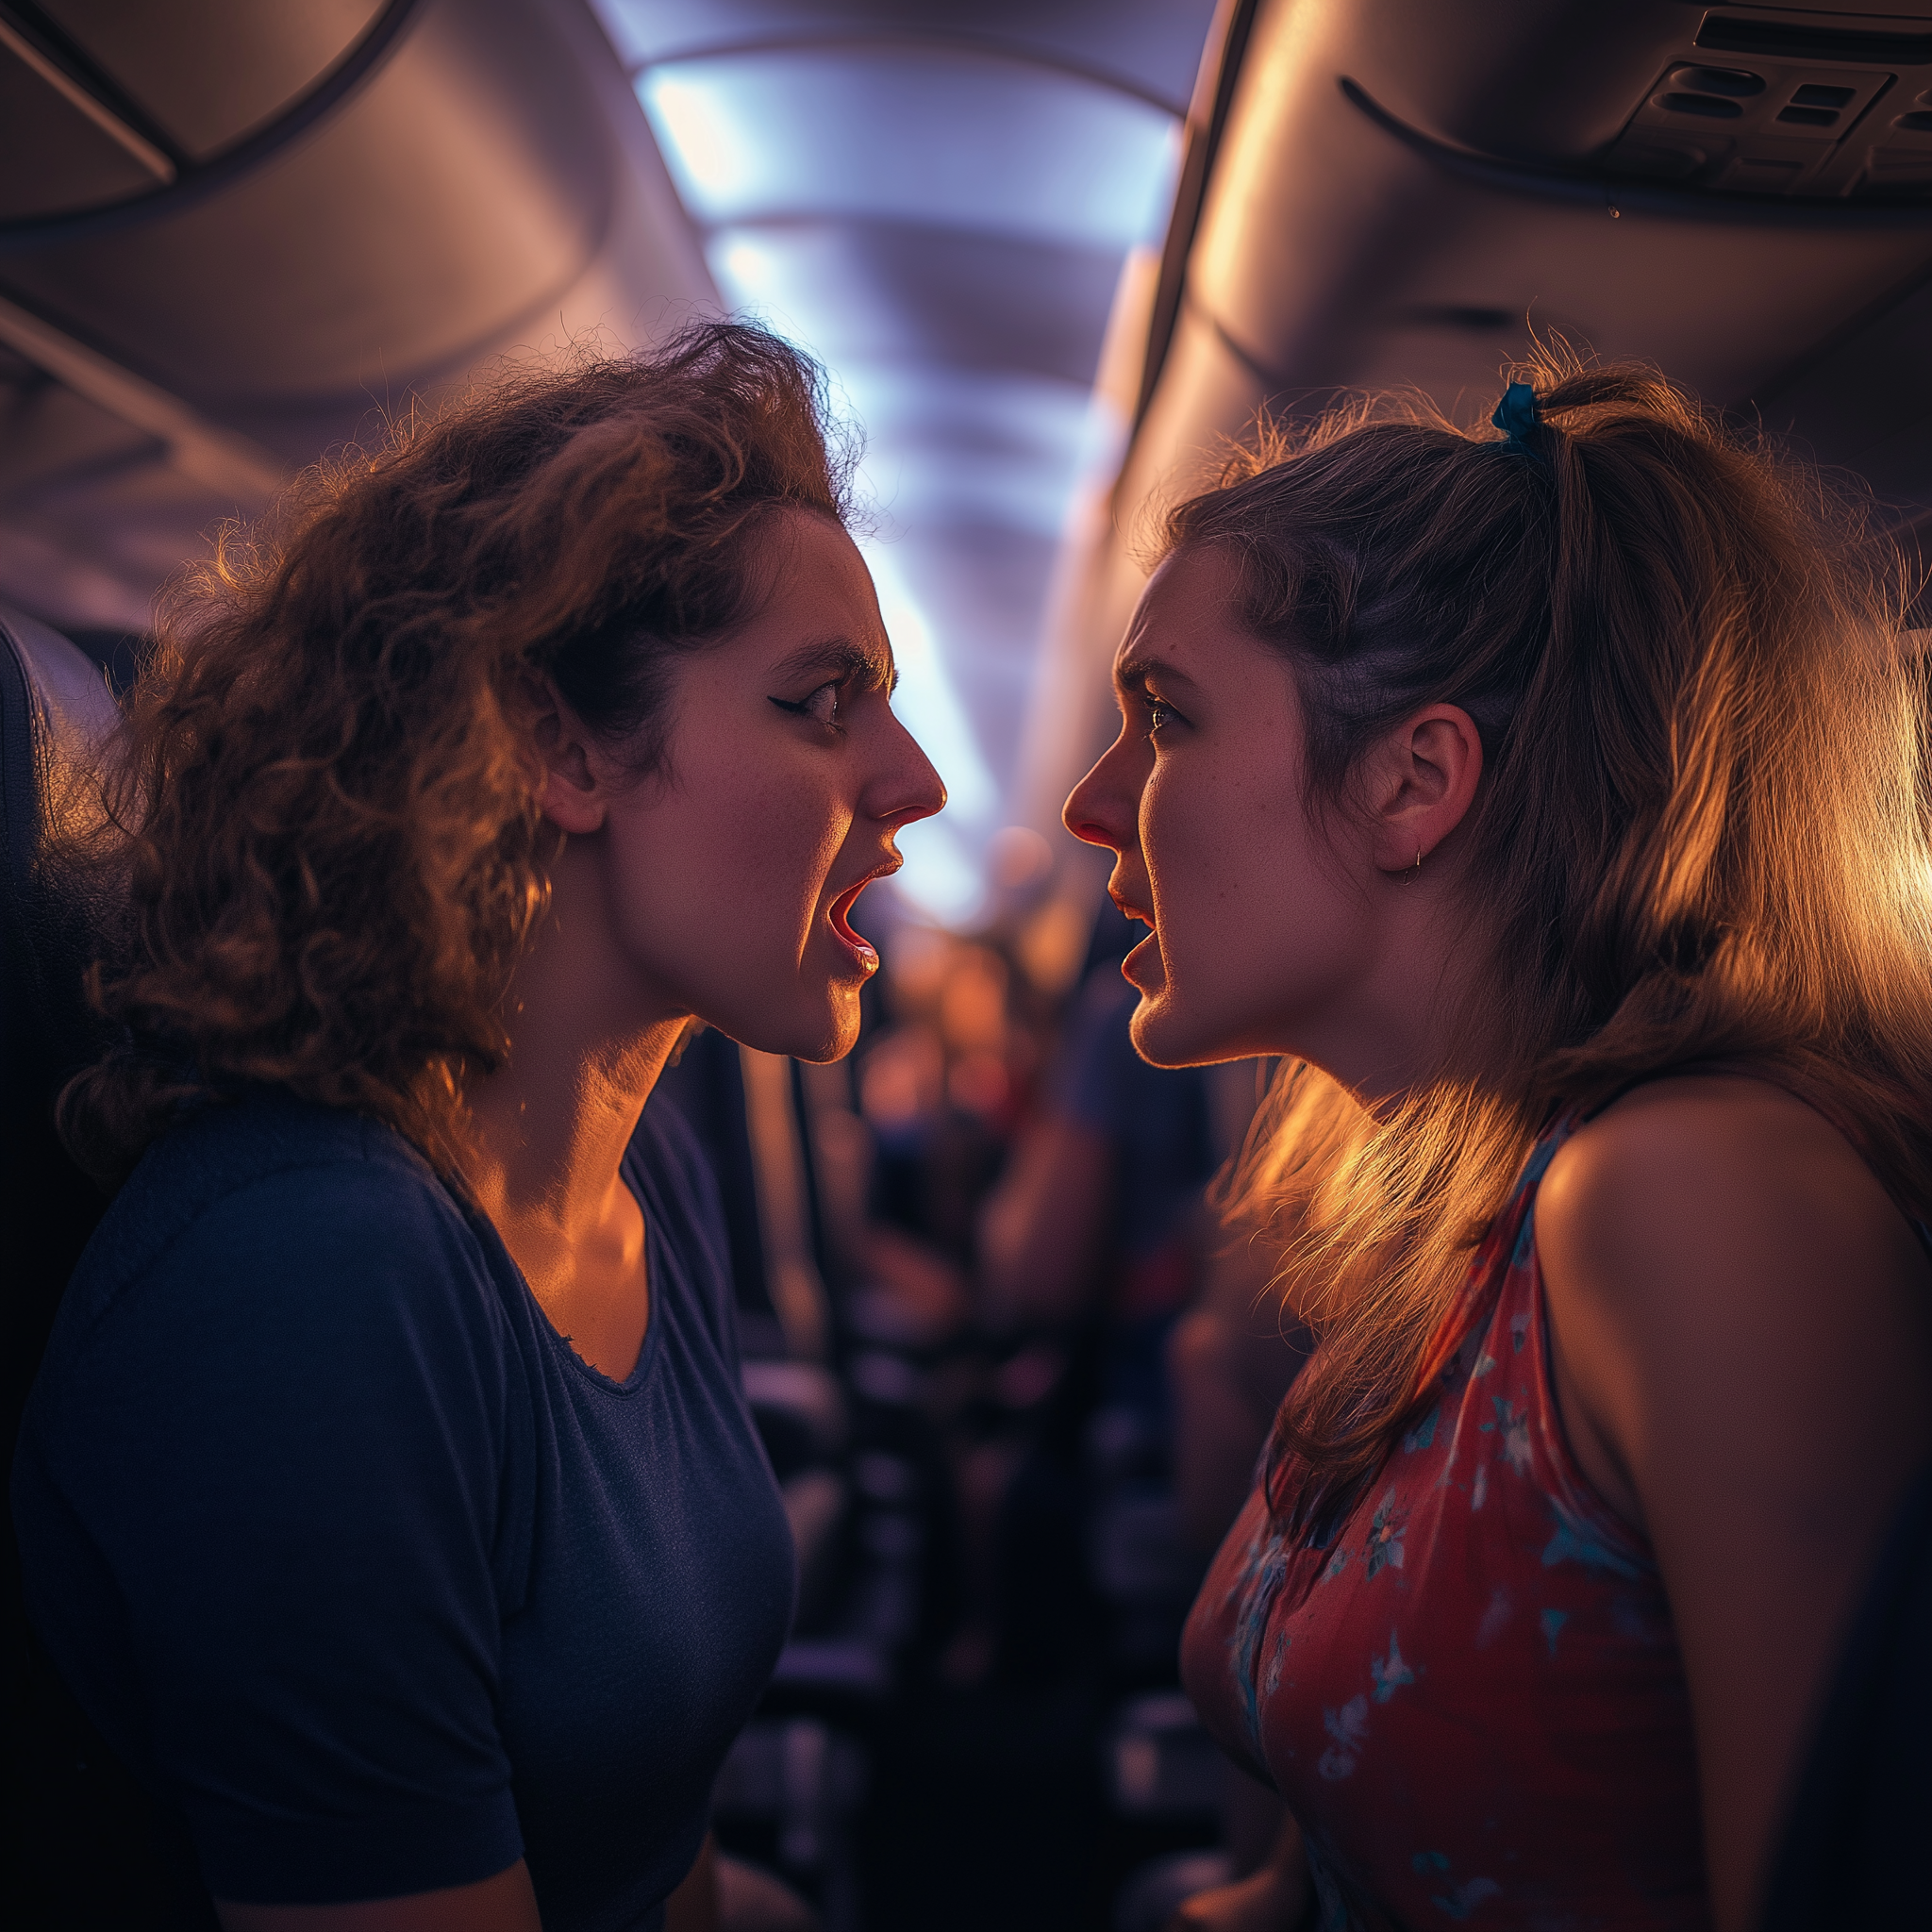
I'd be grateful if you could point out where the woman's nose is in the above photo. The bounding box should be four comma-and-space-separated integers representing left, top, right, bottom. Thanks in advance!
1063, 737, 1133, 854
871, 713, 948, 826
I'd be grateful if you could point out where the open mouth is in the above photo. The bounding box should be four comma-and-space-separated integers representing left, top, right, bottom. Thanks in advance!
828, 863, 899, 962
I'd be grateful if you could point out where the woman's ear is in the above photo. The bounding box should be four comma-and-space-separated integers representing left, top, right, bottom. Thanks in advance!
1365, 704, 1484, 875
518, 675, 608, 835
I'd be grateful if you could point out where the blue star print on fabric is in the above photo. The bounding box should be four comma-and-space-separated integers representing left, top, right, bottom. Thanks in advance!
1541, 1608, 1569, 1658
1365, 1488, 1407, 1577
1318, 1694, 1369, 1779
1371, 1630, 1416, 1703
1542, 1501, 1645, 1578
1226, 1522, 1291, 1763
1492, 1397, 1530, 1474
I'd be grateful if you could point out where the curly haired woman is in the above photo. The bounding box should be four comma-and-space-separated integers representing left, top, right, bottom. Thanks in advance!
1062, 360, 1932, 1932
13, 323, 943, 1932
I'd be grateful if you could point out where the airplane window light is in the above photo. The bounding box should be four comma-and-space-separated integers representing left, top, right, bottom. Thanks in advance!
848, 445, 1090, 545
709, 231, 788, 303
837, 366, 1094, 462
638, 71, 764, 205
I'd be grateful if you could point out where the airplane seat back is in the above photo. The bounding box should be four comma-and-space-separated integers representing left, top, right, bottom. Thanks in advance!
0, 606, 208, 1927
1, 604, 123, 1404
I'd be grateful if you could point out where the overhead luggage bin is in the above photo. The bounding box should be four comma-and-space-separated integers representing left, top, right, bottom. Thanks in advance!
0, 0, 714, 629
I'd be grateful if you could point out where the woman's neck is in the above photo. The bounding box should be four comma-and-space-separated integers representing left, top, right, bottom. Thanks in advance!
1313, 889, 1509, 1114
460, 867, 691, 1332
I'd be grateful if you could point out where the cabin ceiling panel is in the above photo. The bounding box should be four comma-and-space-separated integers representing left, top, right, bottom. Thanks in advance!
0, 1, 610, 410
1189, 7, 1932, 421
0, 436, 242, 629
32, 0, 388, 159
1033, 0, 1932, 838
1751, 268, 1932, 500
890, 525, 1058, 721
0, 369, 158, 504
0, 31, 165, 221
1344, 0, 1691, 164
0, 0, 717, 631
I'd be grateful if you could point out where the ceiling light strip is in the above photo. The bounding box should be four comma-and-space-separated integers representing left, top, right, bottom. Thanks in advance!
624, 28, 1188, 117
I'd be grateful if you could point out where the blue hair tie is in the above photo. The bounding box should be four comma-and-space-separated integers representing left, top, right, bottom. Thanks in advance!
1491, 381, 1547, 461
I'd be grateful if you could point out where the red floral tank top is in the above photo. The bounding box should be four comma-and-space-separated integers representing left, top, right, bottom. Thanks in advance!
1181, 1122, 1709, 1930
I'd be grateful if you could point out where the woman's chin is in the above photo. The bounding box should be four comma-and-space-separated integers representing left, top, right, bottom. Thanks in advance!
1127, 985, 1251, 1071
798, 1002, 863, 1064
724, 986, 861, 1065
1126, 991, 1198, 1069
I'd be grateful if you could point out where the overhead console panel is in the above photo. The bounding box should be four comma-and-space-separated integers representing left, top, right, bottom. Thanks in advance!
1609, 12, 1932, 196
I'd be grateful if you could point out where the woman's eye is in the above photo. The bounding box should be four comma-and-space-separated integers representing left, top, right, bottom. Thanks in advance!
771, 681, 842, 726
1146, 698, 1176, 736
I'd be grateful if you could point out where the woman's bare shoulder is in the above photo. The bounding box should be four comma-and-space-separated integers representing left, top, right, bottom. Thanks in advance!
1557, 1069, 1874, 1172
1539, 1074, 1918, 1299
1535, 1072, 1932, 1486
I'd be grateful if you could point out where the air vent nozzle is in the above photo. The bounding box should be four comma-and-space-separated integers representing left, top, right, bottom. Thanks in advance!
1669, 65, 1763, 97
1659, 91, 1744, 119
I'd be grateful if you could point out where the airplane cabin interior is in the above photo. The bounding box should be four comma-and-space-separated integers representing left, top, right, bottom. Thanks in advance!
4, 4, 1931, 1930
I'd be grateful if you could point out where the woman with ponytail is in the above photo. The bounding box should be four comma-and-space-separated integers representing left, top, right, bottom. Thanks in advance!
1062, 355, 1932, 1931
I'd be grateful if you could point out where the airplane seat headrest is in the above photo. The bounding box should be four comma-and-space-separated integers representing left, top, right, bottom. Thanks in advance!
0, 603, 126, 1355
1, 608, 215, 1932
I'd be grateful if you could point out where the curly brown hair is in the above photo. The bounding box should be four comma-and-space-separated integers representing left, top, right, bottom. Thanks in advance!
61, 321, 854, 1187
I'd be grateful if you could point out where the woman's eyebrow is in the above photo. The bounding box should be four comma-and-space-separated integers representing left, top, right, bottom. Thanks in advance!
769, 637, 895, 692
1114, 652, 1199, 696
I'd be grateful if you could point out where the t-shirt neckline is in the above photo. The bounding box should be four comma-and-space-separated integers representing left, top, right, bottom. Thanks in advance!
458, 1167, 667, 1397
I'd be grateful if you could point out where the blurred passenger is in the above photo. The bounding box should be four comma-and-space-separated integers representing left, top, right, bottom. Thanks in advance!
1167, 1172, 1312, 1557
939, 906, 1224, 1680
12, 324, 945, 1932
1162, 1096, 1313, 1903
1065, 356, 1932, 1932
868, 934, 1024, 1266
807, 928, 1041, 1353
980, 904, 1217, 1347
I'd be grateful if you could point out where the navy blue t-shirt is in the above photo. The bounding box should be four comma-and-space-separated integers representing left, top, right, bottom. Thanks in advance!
12, 1090, 795, 1929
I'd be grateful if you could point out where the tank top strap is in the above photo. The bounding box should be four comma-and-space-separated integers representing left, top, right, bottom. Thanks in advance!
1407, 1112, 1579, 1398
1418, 1111, 1656, 1579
